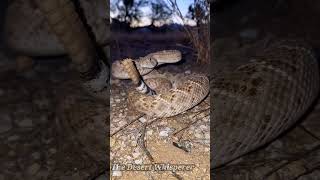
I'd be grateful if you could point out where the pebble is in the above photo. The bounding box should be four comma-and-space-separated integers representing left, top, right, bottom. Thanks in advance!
139, 117, 147, 123
118, 121, 126, 127
130, 140, 137, 146
125, 155, 132, 160
18, 118, 33, 128
132, 151, 141, 158
112, 170, 122, 177
147, 129, 153, 136
27, 163, 41, 175
159, 130, 169, 137
185, 70, 191, 74
134, 159, 143, 164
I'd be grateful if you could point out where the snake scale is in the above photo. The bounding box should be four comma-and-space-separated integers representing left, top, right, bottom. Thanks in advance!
112, 50, 210, 118
212, 39, 319, 167
112, 39, 320, 168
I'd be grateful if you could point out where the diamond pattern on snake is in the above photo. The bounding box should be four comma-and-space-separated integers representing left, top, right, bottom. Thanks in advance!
112, 50, 210, 119
110, 49, 211, 178
211, 39, 320, 167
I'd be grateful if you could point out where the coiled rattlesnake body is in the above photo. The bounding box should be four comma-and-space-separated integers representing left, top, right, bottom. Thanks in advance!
212, 39, 320, 167
112, 50, 210, 118
112, 39, 319, 168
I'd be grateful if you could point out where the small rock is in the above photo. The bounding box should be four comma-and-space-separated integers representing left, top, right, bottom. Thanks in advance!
159, 130, 169, 137
147, 129, 153, 136
135, 159, 142, 164
112, 170, 122, 177
185, 70, 191, 74
159, 127, 173, 137
125, 155, 132, 160
27, 163, 41, 175
132, 151, 141, 158
139, 117, 147, 123
118, 121, 126, 127
130, 140, 137, 146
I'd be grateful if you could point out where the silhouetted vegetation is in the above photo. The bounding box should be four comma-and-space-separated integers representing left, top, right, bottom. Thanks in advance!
112, 0, 149, 26
150, 0, 173, 26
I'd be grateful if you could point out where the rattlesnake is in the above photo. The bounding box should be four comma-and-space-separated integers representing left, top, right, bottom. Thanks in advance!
112, 50, 210, 118
112, 39, 320, 168
212, 39, 320, 167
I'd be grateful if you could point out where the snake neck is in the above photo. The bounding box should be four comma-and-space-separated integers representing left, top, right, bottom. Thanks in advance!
136, 80, 156, 95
